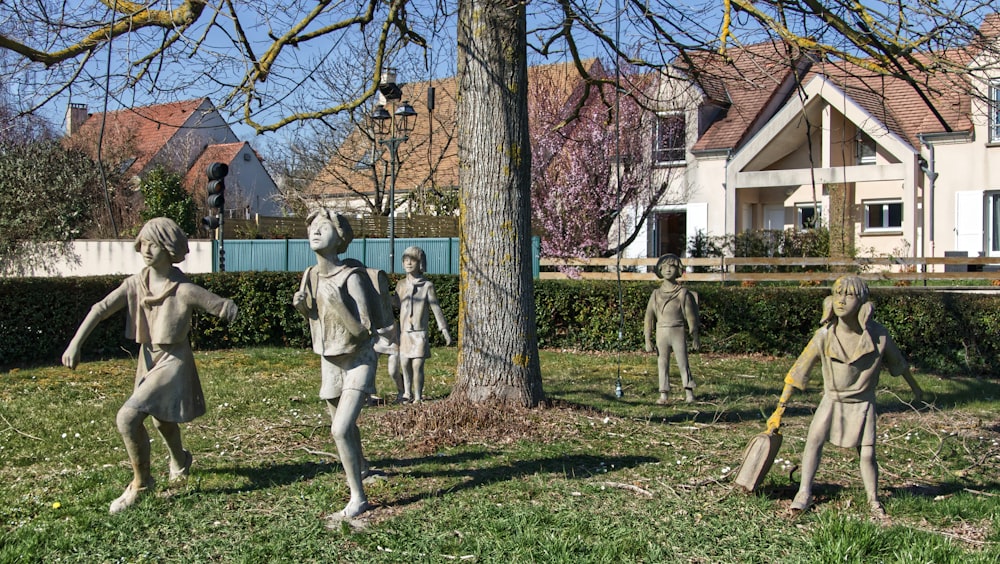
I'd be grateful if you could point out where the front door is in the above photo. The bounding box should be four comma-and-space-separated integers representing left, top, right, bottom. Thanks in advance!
654, 211, 687, 256
763, 205, 785, 231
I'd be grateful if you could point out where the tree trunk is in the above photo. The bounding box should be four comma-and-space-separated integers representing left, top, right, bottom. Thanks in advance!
827, 182, 855, 263
452, 0, 544, 407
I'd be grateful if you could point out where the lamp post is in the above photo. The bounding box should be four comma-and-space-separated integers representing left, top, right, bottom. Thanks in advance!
370, 72, 417, 273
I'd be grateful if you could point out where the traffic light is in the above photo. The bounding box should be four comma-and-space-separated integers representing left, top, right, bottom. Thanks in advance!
205, 161, 228, 209
202, 215, 221, 230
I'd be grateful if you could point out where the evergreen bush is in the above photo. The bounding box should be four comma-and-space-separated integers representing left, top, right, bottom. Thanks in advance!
3, 273, 997, 376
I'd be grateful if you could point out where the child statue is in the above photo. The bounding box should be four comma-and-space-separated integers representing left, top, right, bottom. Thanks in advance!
767, 275, 923, 518
61, 217, 238, 514
643, 253, 700, 404
395, 246, 452, 403
292, 209, 379, 519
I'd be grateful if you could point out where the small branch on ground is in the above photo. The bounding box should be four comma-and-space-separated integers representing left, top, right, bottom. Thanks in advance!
0, 411, 42, 441
301, 447, 339, 460
594, 480, 654, 497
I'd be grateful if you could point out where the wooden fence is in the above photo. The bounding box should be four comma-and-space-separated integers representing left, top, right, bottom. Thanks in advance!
539, 256, 1000, 283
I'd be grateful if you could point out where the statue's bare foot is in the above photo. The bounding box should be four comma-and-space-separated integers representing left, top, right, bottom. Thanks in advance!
169, 450, 192, 482
870, 501, 889, 522
109, 479, 155, 514
789, 492, 812, 515
337, 499, 371, 519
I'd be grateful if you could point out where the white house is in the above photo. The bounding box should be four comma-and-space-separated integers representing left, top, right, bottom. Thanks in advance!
626, 15, 1000, 266
65, 98, 284, 217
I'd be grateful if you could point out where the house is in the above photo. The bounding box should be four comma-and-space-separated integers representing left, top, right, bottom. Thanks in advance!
64, 98, 283, 218
314, 14, 1000, 265
308, 59, 605, 218
631, 14, 1000, 265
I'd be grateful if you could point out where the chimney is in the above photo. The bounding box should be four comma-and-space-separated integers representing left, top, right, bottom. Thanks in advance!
66, 102, 88, 135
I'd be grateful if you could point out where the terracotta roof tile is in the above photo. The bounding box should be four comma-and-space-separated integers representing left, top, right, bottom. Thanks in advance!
68, 98, 210, 175
806, 52, 973, 147
310, 59, 603, 199
182, 142, 246, 195
689, 41, 804, 151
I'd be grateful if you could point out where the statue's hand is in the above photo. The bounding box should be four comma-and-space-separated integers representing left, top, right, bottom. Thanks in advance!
221, 300, 238, 323
765, 410, 782, 433
62, 346, 79, 370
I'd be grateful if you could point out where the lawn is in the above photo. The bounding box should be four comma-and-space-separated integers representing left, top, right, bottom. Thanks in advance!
1, 347, 998, 562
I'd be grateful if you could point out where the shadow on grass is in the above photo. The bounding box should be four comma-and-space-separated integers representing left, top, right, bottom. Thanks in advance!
754, 475, 1000, 512
887, 481, 1000, 498
546, 394, 782, 425
376, 452, 659, 510
196, 461, 338, 494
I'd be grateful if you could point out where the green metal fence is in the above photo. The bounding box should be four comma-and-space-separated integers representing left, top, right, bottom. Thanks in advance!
213, 237, 541, 277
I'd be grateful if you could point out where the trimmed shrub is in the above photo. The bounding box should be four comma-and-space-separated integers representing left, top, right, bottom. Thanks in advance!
2, 274, 998, 376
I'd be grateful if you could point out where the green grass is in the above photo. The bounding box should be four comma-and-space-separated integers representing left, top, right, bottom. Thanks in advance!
2, 347, 998, 562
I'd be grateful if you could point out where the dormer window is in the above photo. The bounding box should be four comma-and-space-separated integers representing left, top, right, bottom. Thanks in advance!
857, 133, 876, 165
653, 111, 686, 165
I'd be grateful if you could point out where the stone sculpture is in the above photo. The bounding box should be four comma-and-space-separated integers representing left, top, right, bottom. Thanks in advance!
643, 253, 700, 404
62, 217, 238, 514
293, 209, 379, 519
767, 275, 923, 518
395, 246, 452, 403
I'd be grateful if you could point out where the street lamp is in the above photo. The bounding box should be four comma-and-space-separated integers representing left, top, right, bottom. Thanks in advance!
370, 77, 417, 273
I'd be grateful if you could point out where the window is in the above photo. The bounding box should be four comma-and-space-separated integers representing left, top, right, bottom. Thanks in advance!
991, 81, 1000, 143
864, 199, 903, 232
796, 203, 822, 229
856, 133, 876, 165
988, 192, 1000, 255
654, 112, 686, 164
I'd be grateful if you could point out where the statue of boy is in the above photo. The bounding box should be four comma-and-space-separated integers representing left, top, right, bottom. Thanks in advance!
644, 253, 700, 404
767, 275, 923, 518
293, 209, 379, 519
395, 246, 452, 403
62, 217, 238, 514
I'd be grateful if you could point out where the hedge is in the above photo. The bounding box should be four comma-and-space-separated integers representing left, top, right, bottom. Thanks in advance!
2, 273, 998, 376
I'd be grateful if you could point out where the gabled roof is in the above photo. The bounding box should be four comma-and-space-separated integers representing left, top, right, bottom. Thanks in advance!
69, 98, 213, 175
686, 33, 983, 154
182, 141, 247, 192
805, 52, 973, 148
687, 41, 807, 152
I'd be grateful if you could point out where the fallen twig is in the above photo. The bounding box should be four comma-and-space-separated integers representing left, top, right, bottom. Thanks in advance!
301, 446, 339, 460
0, 410, 42, 441
595, 480, 654, 497
963, 487, 998, 497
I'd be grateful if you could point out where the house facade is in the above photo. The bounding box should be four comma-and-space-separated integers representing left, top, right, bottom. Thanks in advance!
65, 98, 283, 218
631, 16, 1000, 266
314, 17, 1000, 264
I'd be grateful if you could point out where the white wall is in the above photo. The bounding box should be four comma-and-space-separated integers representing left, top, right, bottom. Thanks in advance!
8, 240, 216, 277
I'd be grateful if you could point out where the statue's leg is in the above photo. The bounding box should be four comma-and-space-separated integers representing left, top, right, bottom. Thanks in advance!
859, 444, 885, 517
791, 409, 830, 512
327, 390, 370, 518
674, 331, 695, 402
411, 358, 427, 402
400, 356, 414, 402
152, 417, 191, 482
111, 406, 155, 513
656, 328, 672, 403
388, 353, 404, 402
